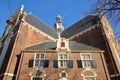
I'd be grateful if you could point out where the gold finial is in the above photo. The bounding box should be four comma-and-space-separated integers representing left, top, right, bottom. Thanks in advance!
20, 5, 24, 12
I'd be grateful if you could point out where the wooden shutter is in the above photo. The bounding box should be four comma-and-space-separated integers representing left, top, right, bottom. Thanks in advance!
53, 60, 58, 68
77, 60, 83, 68
44, 60, 49, 68
92, 60, 97, 68
28, 59, 34, 68
67, 60, 73, 68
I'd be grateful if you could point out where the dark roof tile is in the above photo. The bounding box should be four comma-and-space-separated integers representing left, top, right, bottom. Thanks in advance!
24, 41, 100, 51
61, 15, 98, 38
25, 14, 98, 39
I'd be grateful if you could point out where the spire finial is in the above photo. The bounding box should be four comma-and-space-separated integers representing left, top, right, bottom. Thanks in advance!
97, 7, 104, 19
97, 7, 102, 13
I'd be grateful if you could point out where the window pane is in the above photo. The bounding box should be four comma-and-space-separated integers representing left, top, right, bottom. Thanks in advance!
32, 77, 42, 80
64, 54, 67, 59
36, 54, 40, 59
64, 61, 67, 67
36, 54, 44, 59
59, 54, 63, 59
60, 61, 63, 67
59, 60, 67, 67
35, 60, 44, 67
41, 54, 44, 59
82, 60, 91, 68
59, 54, 67, 59
81, 54, 90, 60
85, 77, 94, 80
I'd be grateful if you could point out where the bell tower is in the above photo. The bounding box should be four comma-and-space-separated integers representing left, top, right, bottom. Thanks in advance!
55, 14, 64, 39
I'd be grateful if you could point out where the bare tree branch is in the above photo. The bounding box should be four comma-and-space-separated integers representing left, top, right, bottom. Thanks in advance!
115, 0, 120, 3
103, 8, 120, 10
89, 0, 120, 25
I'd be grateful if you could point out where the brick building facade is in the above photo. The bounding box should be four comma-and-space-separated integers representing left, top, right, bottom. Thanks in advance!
0, 5, 120, 80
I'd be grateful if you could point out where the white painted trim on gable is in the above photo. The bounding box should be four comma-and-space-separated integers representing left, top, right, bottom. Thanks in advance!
0, 72, 15, 77
24, 40, 50, 49
4, 72, 15, 77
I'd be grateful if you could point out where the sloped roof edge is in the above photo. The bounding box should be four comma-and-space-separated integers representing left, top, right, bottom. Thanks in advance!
61, 15, 98, 38
25, 14, 58, 39
24, 14, 98, 39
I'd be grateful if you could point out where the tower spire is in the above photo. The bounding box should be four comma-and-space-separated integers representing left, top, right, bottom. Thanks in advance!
55, 13, 64, 39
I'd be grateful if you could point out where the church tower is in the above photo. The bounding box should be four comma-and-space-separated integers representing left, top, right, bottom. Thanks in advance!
55, 14, 64, 39
0, 5, 120, 80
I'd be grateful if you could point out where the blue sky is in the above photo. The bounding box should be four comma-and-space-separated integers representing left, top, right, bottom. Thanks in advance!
0, 0, 120, 39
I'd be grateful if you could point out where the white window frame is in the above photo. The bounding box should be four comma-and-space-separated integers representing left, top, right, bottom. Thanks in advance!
81, 53, 92, 68
58, 53, 69, 68
34, 53, 45, 68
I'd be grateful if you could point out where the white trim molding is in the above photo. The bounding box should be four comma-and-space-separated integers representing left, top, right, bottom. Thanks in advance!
0, 72, 15, 77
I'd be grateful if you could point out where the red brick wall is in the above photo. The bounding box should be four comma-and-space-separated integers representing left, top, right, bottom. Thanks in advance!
70, 25, 118, 78
16, 51, 107, 80
1, 15, 54, 80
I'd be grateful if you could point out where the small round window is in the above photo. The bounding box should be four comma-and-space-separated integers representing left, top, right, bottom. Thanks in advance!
61, 72, 66, 77
60, 71, 68, 78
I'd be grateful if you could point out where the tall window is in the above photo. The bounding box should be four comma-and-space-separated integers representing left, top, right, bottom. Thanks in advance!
58, 54, 68, 68
34, 54, 45, 68
81, 54, 92, 68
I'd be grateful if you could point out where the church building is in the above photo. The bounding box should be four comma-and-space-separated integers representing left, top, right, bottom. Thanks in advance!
0, 5, 120, 80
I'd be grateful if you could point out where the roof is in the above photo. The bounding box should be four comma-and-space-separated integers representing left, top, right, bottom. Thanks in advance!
24, 41, 100, 51
25, 42, 57, 50
25, 14, 58, 39
25, 14, 98, 39
61, 15, 98, 38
